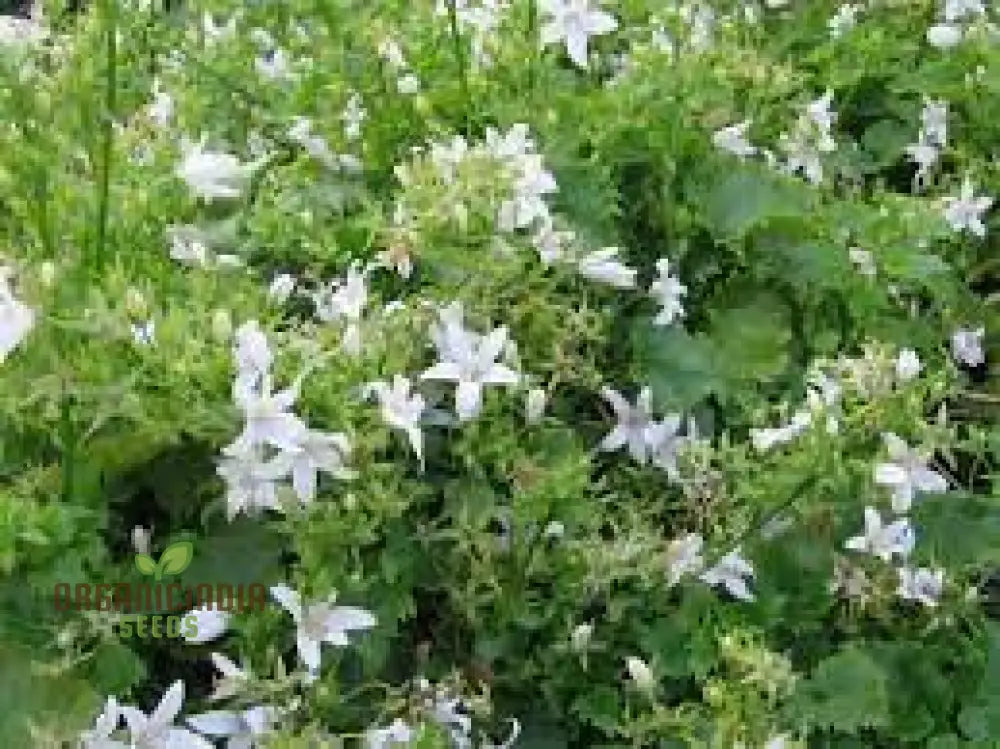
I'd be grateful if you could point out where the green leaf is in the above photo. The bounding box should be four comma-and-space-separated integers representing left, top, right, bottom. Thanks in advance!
87, 641, 146, 695
701, 165, 812, 238
911, 493, 1000, 567
157, 540, 194, 576
636, 325, 722, 409
134, 553, 157, 577
709, 295, 791, 386
789, 647, 891, 732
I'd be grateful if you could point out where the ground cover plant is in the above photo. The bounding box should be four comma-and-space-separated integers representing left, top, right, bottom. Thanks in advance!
0, 0, 999, 746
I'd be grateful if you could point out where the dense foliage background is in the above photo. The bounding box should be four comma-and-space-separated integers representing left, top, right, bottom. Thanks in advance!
0, 0, 998, 746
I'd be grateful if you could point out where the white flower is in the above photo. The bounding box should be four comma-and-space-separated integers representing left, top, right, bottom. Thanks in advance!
232, 377, 308, 453
366, 718, 415, 748
377, 37, 407, 68
532, 222, 574, 265
131, 319, 156, 346
216, 445, 291, 519
539, 0, 618, 68
921, 98, 948, 147
183, 605, 231, 643
828, 4, 858, 38
166, 224, 211, 267
208, 652, 249, 702
904, 141, 939, 189
233, 321, 272, 390
927, 23, 963, 48
176, 140, 255, 201
365, 375, 426, 463
420, 305, 520, 421
525, 387, 547, 423
650, 258, 686, 326
951, 326, 985, 367
256, 47, 294, 81
699, 548, 755, 601
942, 179, 993, 237
314, 264, 369, 356
397, 73, 420, 94
577, 247, 637, 288
132, 526, 151, 554
570, 622, 593, 651
598, 386, 654, 463
895, 348, 922, 382
187, 705, 278, 748
874, 432, 948, 513
120, 681, 213, 749
844, 506, 915, 561
712, 120, 757, 158
283, 429, 356, 504
943, 0, 985, 23
287, 117, 339, 170
779, 90, 837, 184
897, 566, 945, 607
848, 247, 876, 277
0, 271, 34, 362
342, 93, 366, 141
665, 533, 704, 586
646, 414, 686, 478
268, 274, 296, 303
625, 656, 655, 695
750, 409, 812, 452
203, 12, 237, 44
270, 584, 376, 679
147, 79, 173, 128
80, 696, 127, 749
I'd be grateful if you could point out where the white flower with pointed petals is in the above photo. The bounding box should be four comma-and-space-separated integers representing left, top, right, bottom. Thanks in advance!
176, 140, 255, 201
921, 98, 948, 147
0, 271, 34, 362
420, 307, 520, 421
539, 0, 618, 68
80, 696, 127, 749
268, 274, 296, 303
951, 327, 985, 367
844, 506, 915, 561
599, 387, 654, 463
284, 429, 357, 503
625, 656, 655, 695
232, 377, 308, 453
166, 225, 211, 267
712, 120, 756, 158
217, 445, 292, 519
187, 705, 278, 749
699, 548, 755, 601
943, 179, 993, 237
120, 681, 213, 749
665, 533, 704, 586
270, 584, 376, 679
577, 247, 637, 288
646, 414, 686, 478
828, 4, 858, 38
943, 0, 985, 22
183, 605, 231, 643
650, 258, 686, 326
314, 264, 369, 356
365, 375, 426, 463
897, 566, 944, 607
365, 718, 415, 748
927, 23, 962, 48
208, 652, 249, 702
873, 432, 947, 513
233, 321, 272, 391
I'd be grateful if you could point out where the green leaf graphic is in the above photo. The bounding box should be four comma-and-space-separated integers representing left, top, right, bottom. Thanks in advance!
134, 554, 157, 577
157, 541, 194, 578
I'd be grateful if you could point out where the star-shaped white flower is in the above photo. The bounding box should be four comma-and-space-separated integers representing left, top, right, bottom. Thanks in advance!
951, 326, 985, 367
232, 376, 308, 454
421, 306, 520, 421
176, 139, 255, 202
577, 247, 637, 288
313, 264, 369, 356
895, 348, 922, 382
182, 605, 231, 643
943, 179, 993, 237
80, 696, 128, 749
365, 718, 415, 748
844, 506, 915, 561
897, 566, 944, 607
539, 0, 618, 68
598, 386, 654, 463
216, 445, 292, 519
0, 270, 34, 362
208, 652, 250, 702
646, 413, 686, 478
365, 375, 426, 464
187, 705, 278, 749
699, 548, 755, 601
712, 120, 757, 158
649, 258, 686, 326
873, 432, 947, 513
283, 429, 356, 503
270, 584, 376, 679
120, 681, 213, 749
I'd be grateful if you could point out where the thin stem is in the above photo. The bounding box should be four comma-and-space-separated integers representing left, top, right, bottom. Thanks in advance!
446, 0, 470, 135
95, 0, 118, 270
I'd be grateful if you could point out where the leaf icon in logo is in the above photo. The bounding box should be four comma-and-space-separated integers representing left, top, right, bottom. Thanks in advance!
135, 553, 157, 577
157, 541, 194, 578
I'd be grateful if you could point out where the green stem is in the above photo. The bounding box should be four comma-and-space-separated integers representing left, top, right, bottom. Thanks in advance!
527, 0, 537, 94
446, 0, 471, 135
95, 0, 118, 270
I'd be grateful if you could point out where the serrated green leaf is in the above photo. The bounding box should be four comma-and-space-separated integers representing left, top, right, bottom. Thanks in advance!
701, 165, 812, 238
789, 647, 891, 732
